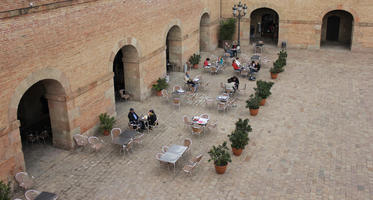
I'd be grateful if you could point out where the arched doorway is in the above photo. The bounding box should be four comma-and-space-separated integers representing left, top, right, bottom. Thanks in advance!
200, 13, 210, 52
113, 45, 140, 101
166, 25, 182, 72
250, 8, 279, 45
321, 10, 353, 49
17, 79, 69, 171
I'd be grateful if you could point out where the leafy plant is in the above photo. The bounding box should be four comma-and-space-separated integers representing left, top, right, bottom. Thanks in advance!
228, 118, 251, 149
278, 50, 287, 65
188, 53, 201, 65
208, 141, 232, 166
254, 80, 274, 99
246, 94, 261, 109
99, 113, 116, 132
152, 78, 168, 91
219, 18, 236, 41
270, 59, 284, 74
0, 181, 11, 200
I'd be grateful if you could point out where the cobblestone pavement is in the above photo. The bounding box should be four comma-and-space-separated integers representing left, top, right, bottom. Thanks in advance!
16, 46, 373, 199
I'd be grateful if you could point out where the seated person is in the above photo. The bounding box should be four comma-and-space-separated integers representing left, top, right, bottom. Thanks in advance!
232, 76, 239, 91
128, 108, 140, 128
255, 60, 261, 71
218, 56, 224, 66
232, 58, 241, 71
224, 42, 233, 57
203, 58, 211, 68
231, 43, 238, 57
184, 72, 198, 92
147, 110, 158, 128
227, 76, 239, 92
249, 61, 259, 73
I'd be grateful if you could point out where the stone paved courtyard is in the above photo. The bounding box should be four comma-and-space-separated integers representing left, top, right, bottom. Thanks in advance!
16, 46, 373, 199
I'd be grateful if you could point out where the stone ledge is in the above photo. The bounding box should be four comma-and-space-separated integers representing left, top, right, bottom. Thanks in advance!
0, 0, 99, 19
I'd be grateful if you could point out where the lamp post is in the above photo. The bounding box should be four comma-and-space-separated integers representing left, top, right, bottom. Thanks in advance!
232, 1, 248, 46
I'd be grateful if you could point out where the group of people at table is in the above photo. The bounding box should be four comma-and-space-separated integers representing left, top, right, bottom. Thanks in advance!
128, 108, 157, 132
232, 57, 261, 74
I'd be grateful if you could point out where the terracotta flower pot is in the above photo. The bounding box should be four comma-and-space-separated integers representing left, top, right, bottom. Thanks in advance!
249, 108, 259, 116
103, 130, 109, 136
156, 90, 162, 96
260, 98, 266, 106
215, 164, 227, 174
232, 148, 243, 156
193, 64, 199, 69
271, 72, 278, 79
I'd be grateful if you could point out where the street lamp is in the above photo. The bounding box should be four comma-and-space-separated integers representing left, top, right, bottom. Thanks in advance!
232, 1, 248, 46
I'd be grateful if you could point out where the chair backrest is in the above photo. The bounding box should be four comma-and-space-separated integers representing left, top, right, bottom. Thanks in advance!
73, 134, 88, 146
184, 138, 192, 147
88, 136, 99, 145
183, 115, 190, 124
217, 102, 226, 110
161, 89, 168, 97
156, 153, 164, 160
25, 189, 41, 200
161, 145, 169, 153
200, 114, 209, 119
192, 125, 202, 133
110, 128, 121, 141
192, 154, 203, 163
15, 172, 31, 187
173, 98, 180, 104
126, 139, 134, 149
211, 66, 217, 72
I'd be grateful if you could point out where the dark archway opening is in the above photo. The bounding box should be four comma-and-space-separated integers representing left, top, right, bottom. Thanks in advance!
113, 50, 125, 102
250, 8, 279, 45
18, 81, 53, 147
113, 45, 140, 101
17, 79, 69, 174
200, 13, 210, 52
166, 25, 182, 72
321, 10, 353, 49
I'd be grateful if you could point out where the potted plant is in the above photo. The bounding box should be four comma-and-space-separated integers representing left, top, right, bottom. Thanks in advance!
0, 181, 11, 200
278, 49, 287, 66
208, 141, 232, 174
246, 94, 261, 116
188, 53, 201, 69
99, 113, 116, 136
254, 80, 274, 106
152, 78, 168, 96
218, 18, 236, 47
228, 118, 252, 156
270, 59, 284, 79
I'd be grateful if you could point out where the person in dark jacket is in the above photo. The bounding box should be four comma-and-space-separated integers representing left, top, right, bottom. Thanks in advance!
147, 110, 158, 129
128, 108, 140, 128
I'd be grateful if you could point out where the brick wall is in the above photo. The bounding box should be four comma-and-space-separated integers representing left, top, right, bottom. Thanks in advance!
221, 0, 373, 50
0, 0, 219, 182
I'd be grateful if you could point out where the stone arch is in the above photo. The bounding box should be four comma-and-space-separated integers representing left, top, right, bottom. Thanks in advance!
249, 7, 280, 45
109, 37, 142, 72
112, 44, 141, 100
163, 19, 183, 46
8, 67, 71, 124
247, 3, 283, 21
320, 9, 355, 49
318, 7, 358, 24
164, 20, 183, 71
200, 11, 211, 52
